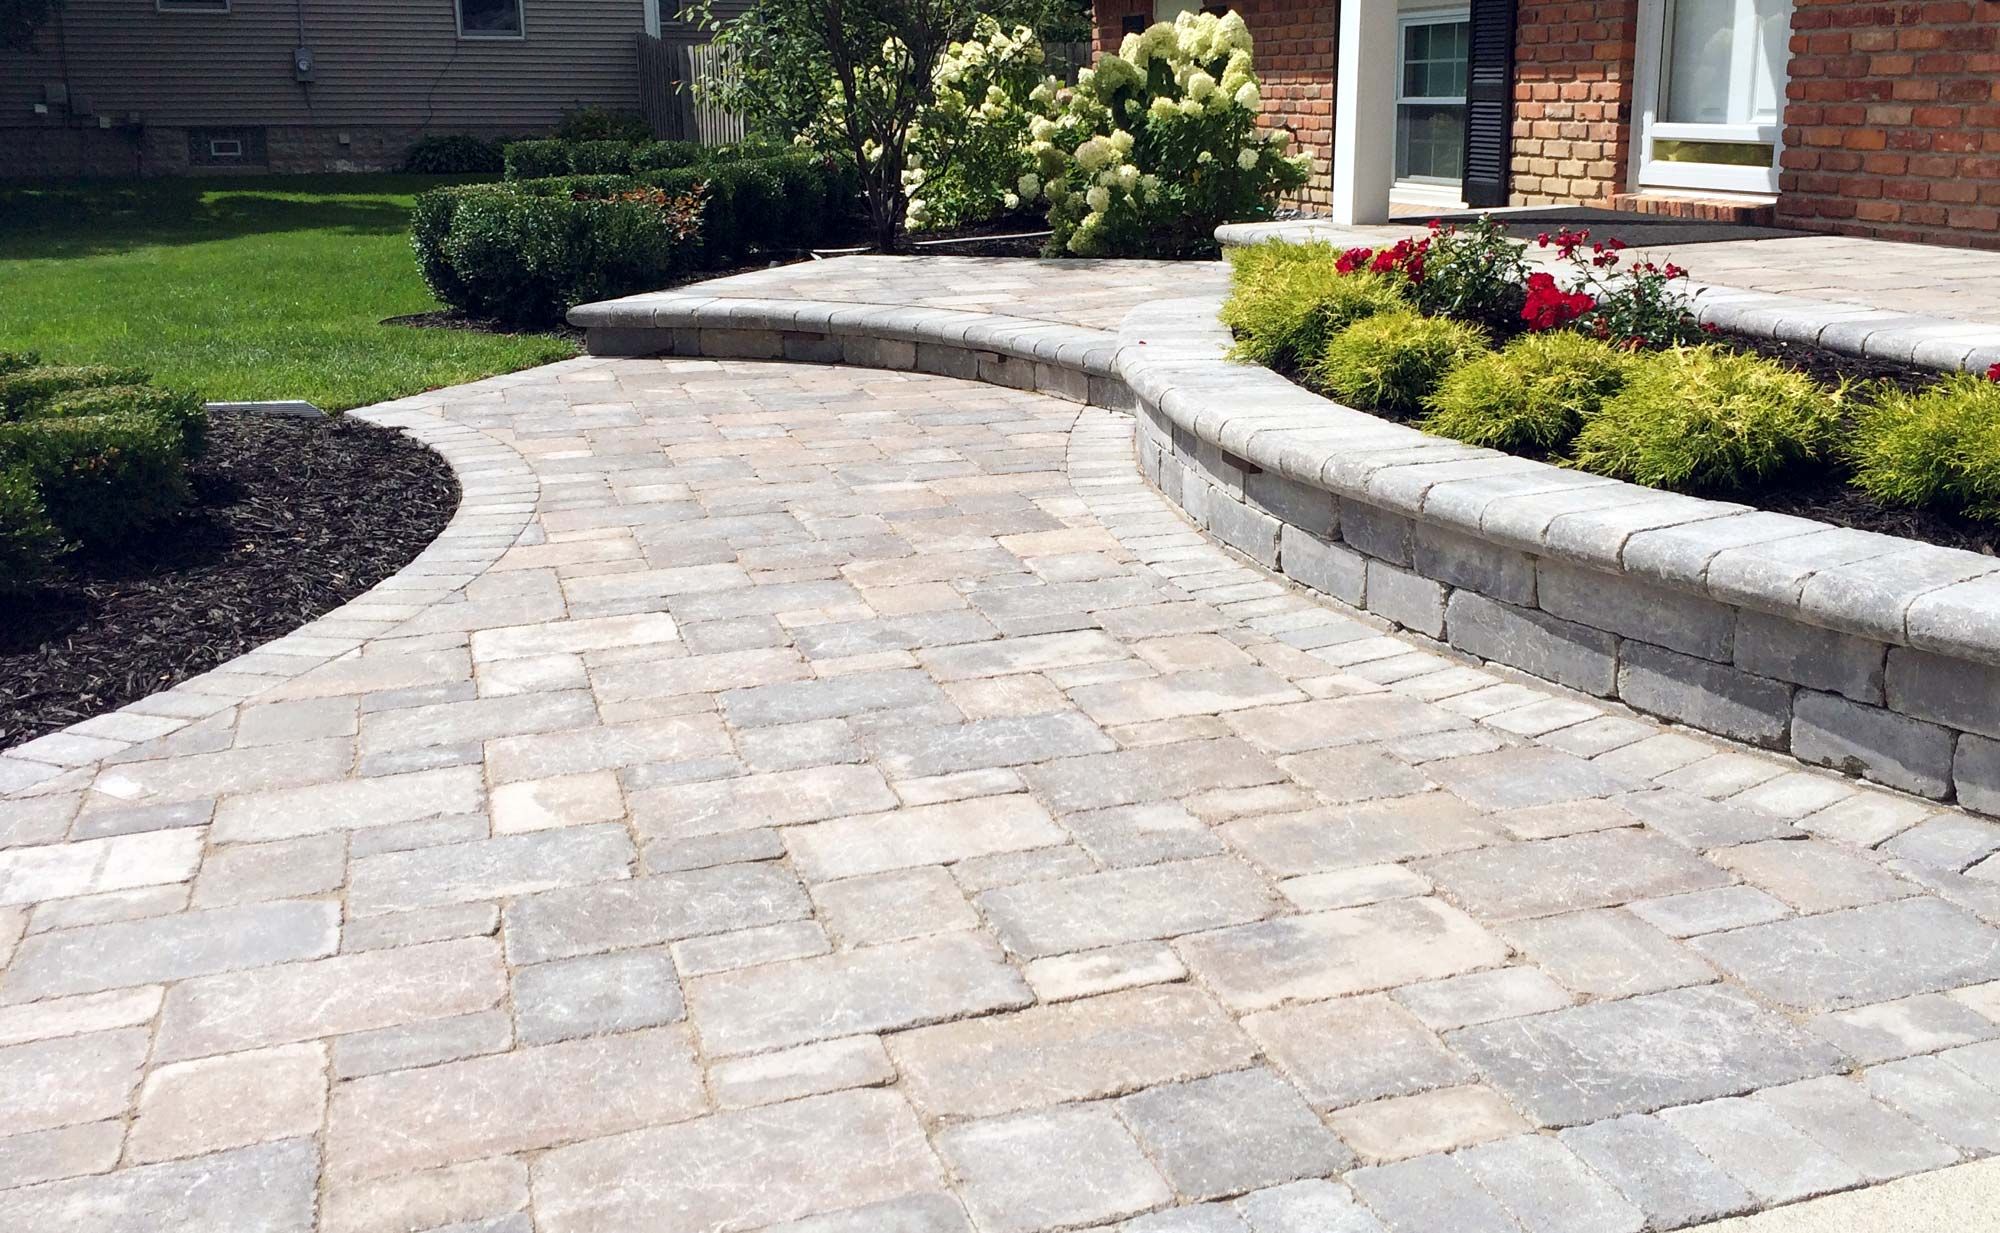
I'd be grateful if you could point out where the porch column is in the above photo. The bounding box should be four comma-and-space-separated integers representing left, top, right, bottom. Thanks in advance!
1330, 0, 1397, 225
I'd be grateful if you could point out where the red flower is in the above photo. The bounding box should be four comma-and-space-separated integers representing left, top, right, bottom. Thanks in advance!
1335, 245, 1373, 274
1521, 272, 1595, 331
1988, 361, 2000, 382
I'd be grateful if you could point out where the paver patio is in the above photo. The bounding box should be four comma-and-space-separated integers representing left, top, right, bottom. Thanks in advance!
4, 257, 2000, 1232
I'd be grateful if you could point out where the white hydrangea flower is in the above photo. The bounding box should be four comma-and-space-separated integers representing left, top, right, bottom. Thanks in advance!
1074, 136, 1115, 172
1108, 129, 1135, 156
1218, 11, 1252, 53
1185, 70, 1216, 100
1017, 171, 1041, 198
1235, 82, 1260, 111
1178, 97, 1203, 117
1029, 117, 1057, 142
1085, 185, 1111, 212
1266, 128, 1291, 150
1197, 150, 1213, 165
1114, 163, 1141, 191
1003, 191, 1020, 210
1138, 172, 1161, 202
1148, 96, 1177, 122
1236, 148, 1258, 170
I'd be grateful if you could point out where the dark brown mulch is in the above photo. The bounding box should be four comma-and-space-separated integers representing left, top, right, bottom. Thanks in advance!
1712, 329, 1937, 393
1, 410, 458, 750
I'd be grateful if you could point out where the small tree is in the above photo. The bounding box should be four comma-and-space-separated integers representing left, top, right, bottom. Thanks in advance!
3, 0, 63, 52
695, 0, 974, 252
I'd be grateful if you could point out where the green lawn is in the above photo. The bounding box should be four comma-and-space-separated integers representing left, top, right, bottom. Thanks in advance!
0, 175, 577, 412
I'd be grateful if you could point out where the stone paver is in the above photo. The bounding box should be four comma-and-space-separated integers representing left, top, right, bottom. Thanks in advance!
3, 260, 1999, 1230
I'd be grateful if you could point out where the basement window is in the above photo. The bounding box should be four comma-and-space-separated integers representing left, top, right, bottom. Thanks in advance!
458, 0, 525, 38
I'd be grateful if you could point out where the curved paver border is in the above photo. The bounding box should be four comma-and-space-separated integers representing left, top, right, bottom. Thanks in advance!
0, 366, 559, 795
1215, 220, 2000, 376
568, 286, 2000, 815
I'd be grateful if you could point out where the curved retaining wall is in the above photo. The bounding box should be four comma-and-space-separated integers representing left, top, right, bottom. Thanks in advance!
570, 289, 2000, 815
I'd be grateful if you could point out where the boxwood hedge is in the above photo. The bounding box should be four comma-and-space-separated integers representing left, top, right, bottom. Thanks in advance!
0, 359, 207, 587
413, 152, 857, 327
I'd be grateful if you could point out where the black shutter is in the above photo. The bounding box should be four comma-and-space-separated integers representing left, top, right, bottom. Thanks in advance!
1460, 0, 1517, 208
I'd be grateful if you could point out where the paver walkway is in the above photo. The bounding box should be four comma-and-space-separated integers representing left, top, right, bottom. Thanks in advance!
4, 261, 2000, 1232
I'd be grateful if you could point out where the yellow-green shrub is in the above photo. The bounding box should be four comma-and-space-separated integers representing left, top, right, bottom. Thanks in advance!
1421, 332, 1633, 454
1314, 310, 1491, 418
1569, 346, 1839, 493
1221, 243, 1408, 369
1849, 373, 2000, 518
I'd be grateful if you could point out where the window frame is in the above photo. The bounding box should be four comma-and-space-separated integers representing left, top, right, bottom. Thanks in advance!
156, 0, 231, 12
1393, 8, 1471, 188
457, 0, 527, 41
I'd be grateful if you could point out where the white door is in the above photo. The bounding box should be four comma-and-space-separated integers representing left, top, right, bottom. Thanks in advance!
1633, 0, 1790, 194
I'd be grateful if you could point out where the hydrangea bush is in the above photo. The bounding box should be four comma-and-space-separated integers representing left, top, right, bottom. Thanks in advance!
1037, 12, 1311, 257
903, 18, 1061, 231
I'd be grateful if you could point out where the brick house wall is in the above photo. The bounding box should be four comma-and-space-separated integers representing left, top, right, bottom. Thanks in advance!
1780, 0, 2000, 249
1508, 0, 1638, 206
1092, 0, 1337, 208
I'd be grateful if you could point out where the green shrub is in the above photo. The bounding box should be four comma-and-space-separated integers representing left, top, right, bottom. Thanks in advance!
1849, 373, 2000, 519
0, 465, 58, 589
0, 350, 39, 375
1221, 244, 1407, 369
556, 106, 652, 143
503, 139, 571, 180
1421, 332, 1633, 454
0, 410, 192, 550
432, 186, 704, 326
409, 184, 471, 308
0, 364, 150, 417
402, 134, 505, 175
568, 140, 637, 175
630, 140, 705, 172
1314, 311, 1491, 418
36, 385, 208, 457
415, 153, 852, 324
1570, 346, 1840, 493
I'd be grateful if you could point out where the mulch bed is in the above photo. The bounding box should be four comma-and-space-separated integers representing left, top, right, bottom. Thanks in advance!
1271, 329, 2000, 558
1, 409, 458, 751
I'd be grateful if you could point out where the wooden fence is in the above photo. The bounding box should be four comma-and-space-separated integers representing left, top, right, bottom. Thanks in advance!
638, 33, 1097, 143
637, 32, 747, 145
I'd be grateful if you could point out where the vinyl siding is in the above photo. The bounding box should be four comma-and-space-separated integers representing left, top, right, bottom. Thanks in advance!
0, 0, 647, 130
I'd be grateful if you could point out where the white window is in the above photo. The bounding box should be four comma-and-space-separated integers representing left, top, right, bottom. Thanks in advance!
1633, 0, 1790, 194
458, 0, 525, 39
1395, 11, 1470, 185
157, 0, 230, 11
